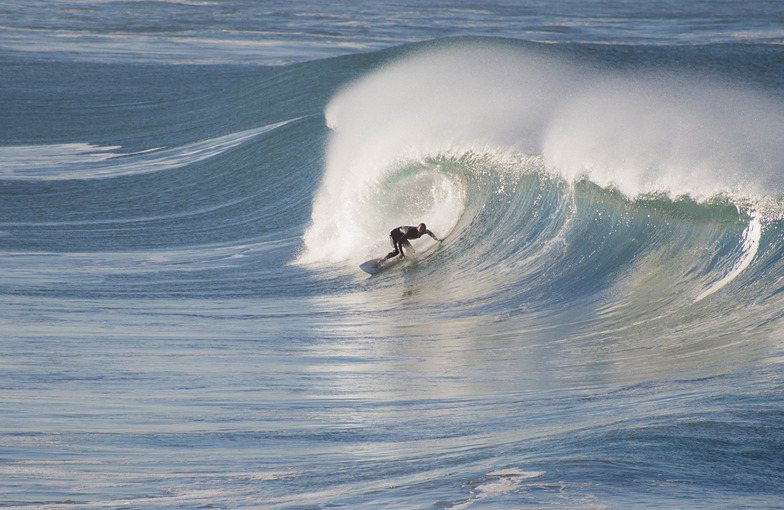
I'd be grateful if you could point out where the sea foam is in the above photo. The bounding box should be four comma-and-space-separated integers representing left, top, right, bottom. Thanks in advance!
300, 40, 784, 264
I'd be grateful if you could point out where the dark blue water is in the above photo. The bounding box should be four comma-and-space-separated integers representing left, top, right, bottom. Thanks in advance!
2, 1, 784, 508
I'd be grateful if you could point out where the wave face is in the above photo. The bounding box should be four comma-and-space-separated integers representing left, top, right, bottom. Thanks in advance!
3, 34, 784, 509
301, 41, 784, 310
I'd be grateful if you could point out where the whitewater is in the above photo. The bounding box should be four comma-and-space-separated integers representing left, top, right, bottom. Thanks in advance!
2, 1, 784, 509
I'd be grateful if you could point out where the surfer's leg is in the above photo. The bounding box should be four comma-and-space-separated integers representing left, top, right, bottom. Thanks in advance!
383, 234, 400, 261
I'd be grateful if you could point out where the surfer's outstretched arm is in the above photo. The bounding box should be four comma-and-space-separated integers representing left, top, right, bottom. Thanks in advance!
425, 229, 441, 241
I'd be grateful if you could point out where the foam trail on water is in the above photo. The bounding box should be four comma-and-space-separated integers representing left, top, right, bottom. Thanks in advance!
299, 40, 784, 265
0, 120, 298, 180
694, 213, 762, 303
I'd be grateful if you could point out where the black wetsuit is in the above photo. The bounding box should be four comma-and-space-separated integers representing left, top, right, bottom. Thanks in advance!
383, 226, 439, 261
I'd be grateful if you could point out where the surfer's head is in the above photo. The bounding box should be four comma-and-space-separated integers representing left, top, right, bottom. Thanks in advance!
418, 223, 426, 233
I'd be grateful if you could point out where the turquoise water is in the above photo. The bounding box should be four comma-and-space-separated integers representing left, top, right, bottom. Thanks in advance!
2, 2, 784, 508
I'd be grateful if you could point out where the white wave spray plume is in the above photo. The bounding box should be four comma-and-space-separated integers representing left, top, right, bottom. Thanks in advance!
299, 40, 784, 265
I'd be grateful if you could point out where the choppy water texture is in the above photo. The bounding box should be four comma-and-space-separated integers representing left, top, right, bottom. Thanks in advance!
2, 1, 784, 508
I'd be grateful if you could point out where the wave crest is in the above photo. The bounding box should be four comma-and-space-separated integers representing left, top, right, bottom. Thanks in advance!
300, 40, 784, 269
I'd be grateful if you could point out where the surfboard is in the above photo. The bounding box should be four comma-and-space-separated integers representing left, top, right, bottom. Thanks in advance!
359, 255, 402, 274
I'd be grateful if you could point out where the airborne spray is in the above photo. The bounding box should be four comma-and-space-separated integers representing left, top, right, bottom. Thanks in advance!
299, 40, 784, 266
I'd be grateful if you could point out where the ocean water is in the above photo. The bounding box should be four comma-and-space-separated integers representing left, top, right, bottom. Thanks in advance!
2, 1, 784, 509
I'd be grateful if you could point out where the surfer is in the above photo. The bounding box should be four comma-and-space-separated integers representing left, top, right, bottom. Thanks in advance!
382, 223, 441, 262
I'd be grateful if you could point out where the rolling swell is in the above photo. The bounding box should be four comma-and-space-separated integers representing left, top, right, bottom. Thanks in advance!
0, 59, 339, 300
299, 39, 784, 377
302, 40, 784, 258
